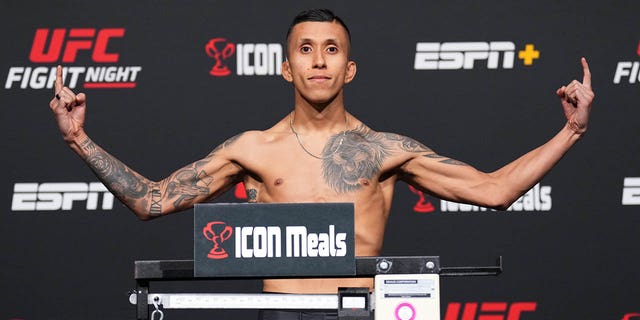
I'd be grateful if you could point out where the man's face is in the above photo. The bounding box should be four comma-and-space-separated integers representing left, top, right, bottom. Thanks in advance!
282, 21, 356, 106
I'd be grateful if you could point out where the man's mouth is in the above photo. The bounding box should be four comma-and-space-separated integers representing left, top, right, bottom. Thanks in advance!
308, 75, 331, 82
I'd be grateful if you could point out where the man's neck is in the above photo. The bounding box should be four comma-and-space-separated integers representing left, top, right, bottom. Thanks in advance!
291, 102, 348, 134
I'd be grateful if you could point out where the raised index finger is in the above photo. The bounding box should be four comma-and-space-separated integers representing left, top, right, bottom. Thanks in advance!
581, 57, 591, 89
55, 65, 63, 93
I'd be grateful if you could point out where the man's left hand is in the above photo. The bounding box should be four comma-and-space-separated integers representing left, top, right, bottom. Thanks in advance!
556, 57, 595, 135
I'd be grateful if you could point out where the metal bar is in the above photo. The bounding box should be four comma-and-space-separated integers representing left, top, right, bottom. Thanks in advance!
439, 257, 503, 277
135, 281, 149, 320
137, 293, 343, 310
134, 256, 442, 281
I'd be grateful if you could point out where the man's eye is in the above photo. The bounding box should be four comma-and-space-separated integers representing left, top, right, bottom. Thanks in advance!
327, 47, 338, 53
301, 46, 312, 53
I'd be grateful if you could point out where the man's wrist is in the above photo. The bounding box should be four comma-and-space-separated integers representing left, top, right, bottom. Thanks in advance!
563, 121, 586, 142
64, 129, 88, 144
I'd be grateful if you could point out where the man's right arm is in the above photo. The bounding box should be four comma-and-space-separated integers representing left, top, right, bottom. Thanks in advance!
50, 66, 244, 220
70, 133, 243, 220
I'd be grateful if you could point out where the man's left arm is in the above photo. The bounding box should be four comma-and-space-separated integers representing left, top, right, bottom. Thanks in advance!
399, 58, 594, 210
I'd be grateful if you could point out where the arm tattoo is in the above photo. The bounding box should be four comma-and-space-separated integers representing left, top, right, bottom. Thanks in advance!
82, 139, 148, 200
381, 132, 433, 153
423, 153, 469, 166
210, 133, 243, 155
246, 189, 258, 203
166, 159, 213, 208
149, 188, 162, 216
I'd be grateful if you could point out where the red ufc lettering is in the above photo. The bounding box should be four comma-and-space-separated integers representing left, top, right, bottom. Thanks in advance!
623, 313, 640, 320
637, 41, 640, 56
29, 28, 125, 63
444, 302, 537, 320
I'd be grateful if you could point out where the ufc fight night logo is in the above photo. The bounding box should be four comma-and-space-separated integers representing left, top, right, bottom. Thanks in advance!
5, 28, 142, 89
613, 41, 640, 84
205, 37, 283, 77
414, 41, 540, 70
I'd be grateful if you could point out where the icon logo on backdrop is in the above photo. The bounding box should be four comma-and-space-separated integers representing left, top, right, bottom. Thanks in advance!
409, 183, 552, 213
613, 41, 640, 84
205, 37, 283, 77
203, 220, 348, 260
11, 182, 114, 211
414, 41, 540, 70
5, 28, 142, 90
408, 185, 435, 213
622, 177, 640, 205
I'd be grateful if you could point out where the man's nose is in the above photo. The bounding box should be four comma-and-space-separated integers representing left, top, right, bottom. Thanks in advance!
312, 51, 327, 69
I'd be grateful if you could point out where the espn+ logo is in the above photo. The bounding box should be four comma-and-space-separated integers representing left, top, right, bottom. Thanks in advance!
414, 41, 540, 70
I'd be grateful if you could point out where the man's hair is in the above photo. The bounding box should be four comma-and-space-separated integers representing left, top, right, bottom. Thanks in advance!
285, 8, 351, 55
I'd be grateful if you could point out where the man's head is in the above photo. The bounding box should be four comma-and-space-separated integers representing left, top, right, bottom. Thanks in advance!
282, 9, 357, 107
285, 9, 351, 58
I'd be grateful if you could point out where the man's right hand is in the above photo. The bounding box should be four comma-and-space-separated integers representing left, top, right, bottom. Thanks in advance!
49, 65, 87, 142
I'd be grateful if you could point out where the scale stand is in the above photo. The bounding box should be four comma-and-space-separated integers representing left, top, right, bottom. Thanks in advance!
129, 256, 502, 320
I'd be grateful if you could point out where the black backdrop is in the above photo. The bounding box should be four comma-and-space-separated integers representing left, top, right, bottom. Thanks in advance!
2, 1, 639, 319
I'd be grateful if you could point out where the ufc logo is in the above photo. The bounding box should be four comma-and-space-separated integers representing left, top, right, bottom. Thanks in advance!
29, 28, 125, 63
623, 313, 640, 320
444, 302, 537, 320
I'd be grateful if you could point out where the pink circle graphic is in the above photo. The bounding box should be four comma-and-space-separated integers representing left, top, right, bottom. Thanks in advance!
394, 302, 416, 320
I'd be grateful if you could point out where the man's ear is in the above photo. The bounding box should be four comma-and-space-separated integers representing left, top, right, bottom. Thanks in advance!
282, 60, 293, 82
344, 60, 357, 84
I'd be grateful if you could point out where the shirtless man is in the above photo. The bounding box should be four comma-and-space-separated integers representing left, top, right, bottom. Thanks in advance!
49, 8, 594, 319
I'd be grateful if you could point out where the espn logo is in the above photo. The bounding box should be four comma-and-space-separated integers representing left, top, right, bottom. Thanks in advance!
622, 177, 640, 205
11, 182, 114, 211
414, 42, 516, 70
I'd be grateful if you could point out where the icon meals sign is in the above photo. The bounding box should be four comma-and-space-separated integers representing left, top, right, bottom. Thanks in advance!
194, 203, 356, 277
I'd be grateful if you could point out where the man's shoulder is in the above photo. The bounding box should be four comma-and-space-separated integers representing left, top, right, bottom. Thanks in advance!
347, 124, 433, 154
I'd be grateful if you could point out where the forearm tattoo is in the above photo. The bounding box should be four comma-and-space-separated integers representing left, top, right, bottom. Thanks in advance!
81, 138, 149, 211
321, 126, 467, 193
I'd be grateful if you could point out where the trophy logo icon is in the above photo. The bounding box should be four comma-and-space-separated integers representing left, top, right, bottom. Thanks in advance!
409, 185, 435, 213
205, 38, 236, 77
203, 221, 233, 259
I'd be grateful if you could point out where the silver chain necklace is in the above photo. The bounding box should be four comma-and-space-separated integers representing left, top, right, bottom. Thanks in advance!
289, 112, 348, 160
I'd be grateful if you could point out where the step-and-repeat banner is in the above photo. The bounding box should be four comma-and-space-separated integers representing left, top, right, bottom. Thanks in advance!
2, 1, 638, 319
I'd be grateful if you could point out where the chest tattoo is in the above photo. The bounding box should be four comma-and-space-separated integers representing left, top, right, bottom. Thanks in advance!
320, 125, 431, 193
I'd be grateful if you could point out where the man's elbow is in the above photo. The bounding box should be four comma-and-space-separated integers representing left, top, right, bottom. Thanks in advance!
484, 192, 516, 211
136, 213, 154, 221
